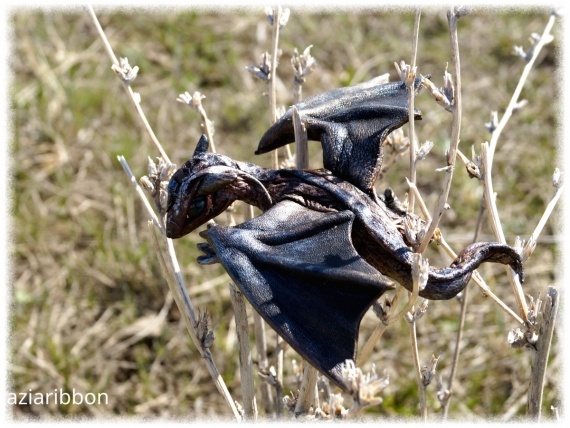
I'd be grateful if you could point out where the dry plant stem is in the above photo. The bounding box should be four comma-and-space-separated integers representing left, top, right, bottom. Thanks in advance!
117, 156, 162, 228
409, 320, 427, 421
406, 178, 431, 221
147, 224, 241, 420
357, 286, 405, 365
229, 284, 258, 420
407, 9, 421, 213
268, 7, 285, 412
481, 143, 529, 323
292, 106, 309, 169
291, 104, 318, 408
86, 6, 170, 163
441, 205, 484, 418
488, 12, 557, 164
253, 313, 274, 416
529, 184, 564, 248
294, 364, 319, 416
268, 5, 282, 169
194, 98, 216, 153
479, 13, 556, 323
418, 9, 462, 254
407, 255, 428, 420
250, 201, 273, 415
527, 287, 559, 420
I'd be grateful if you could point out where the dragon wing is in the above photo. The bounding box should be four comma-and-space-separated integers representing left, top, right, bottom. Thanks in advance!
198, 200, 393, 392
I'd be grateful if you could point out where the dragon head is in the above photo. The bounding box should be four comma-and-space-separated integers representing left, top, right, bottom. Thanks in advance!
166, 135, 272, 238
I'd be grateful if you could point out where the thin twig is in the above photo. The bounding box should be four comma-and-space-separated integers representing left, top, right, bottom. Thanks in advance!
409, 320, 427, 420
488, 12, 557, 164
440, 203, 485, 418
408, 9, 421, 213
526, 183, 564, 259
357, 286, 405, 365
253, 312, 274, 416
96, 5, 239, 416
148, 223, 241, 420
86, 5, 170, 163
268, 5, 282, 169
292, 106, 309, 169
417, 8, 462, 253
406, 254, 429, 420
267, 7, 285, 413
230, 284, 258, 420
117, 156, 161, 229
481, 142, 529, 323
478, 12, 557, 323
290, 103, 318, 409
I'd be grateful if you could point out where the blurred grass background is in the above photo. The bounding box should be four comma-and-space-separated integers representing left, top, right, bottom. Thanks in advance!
9, 6, 561, 420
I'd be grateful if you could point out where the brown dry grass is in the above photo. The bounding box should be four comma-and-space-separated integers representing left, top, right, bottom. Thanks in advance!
9, 7, 561, 421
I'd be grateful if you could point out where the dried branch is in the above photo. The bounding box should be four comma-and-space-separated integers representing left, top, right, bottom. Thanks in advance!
176, 91, 216, 153
417, 7, 463, 254
357, 287, 404, 365
294, 363, 319, 416
230, 284, 258, 420
488, 11, 557, 164
268, 5, 283, 169
407, 9, 421, 213
439, 203, 485, 418
86, 6, 170, 163
406, 254, 430, 420
527, 287, 559, 420
292, 106, 309, 169
253, 313, 274, 416
481, 142, 529, 322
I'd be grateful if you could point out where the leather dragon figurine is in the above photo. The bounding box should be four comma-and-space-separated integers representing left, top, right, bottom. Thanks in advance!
165, 79, 524, 392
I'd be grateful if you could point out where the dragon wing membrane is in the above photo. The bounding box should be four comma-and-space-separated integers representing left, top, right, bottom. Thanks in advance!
199, 200, 394, 391
256, 79, 423, 193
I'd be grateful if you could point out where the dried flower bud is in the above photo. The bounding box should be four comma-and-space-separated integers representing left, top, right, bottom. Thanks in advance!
508, 328, 526, 348
421, 354, 440, 386
292, 45, 317, 84
513, 99, 528, 112
523, 236, 537, 262
265, 6, 290, 28
246, 52, 272, 82
112, 57, 139, 83
283, 392, 297, 413
394, 60, 417, 88
196, 309, 215, 348
552, 168, 562, 188
513, 236, 525, 258
176, 91, 192, 105
421, 75, 452, 112
485, 111, 499, 133
416, 140, 434, 162
454, 6, 469, 17
443, 65, 454, 106
513, 45, 528, 61
147, 156, 158, 177
140, 176, 154, 194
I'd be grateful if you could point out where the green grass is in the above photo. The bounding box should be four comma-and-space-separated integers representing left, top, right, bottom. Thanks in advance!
10, 7, 561, 420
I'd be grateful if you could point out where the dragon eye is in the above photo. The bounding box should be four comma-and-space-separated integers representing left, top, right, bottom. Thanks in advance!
188, 196, 206, 217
